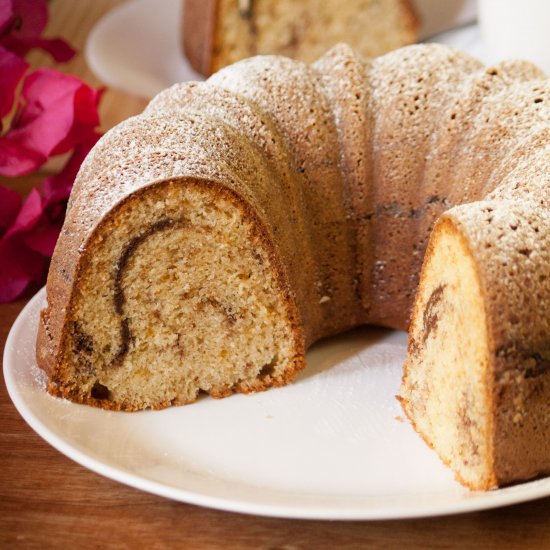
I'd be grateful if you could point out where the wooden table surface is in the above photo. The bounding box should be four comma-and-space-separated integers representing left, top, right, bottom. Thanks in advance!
2, 1, 550, 548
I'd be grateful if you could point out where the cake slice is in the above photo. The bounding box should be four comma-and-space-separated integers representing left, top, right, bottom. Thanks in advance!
401, 198, 550, 489
184, 0, 418, 75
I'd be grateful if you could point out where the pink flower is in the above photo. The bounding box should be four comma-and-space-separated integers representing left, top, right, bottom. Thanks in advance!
0, 45, 27, 118
0, 187, 46, 302
0, 135, 100, 302
42, 137, 100, 208
0, 68, 103, 176
0, 184, 21, 232
0, 0, 75, 62
0, 0, 104, 302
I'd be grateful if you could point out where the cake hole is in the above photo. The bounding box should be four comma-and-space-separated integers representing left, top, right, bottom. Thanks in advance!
91, 382, 111, 401
196, 388, 209, 400
259, 364, 275, 378
534, 98, 543, 103
259, 356, 278, 379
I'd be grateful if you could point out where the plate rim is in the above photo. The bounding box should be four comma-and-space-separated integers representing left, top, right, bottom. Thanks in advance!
4, 288, 550, 520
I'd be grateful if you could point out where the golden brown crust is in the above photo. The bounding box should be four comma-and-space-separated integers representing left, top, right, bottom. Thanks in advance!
36, 310, 55, 377
401, 0, 420, 40
182, 0, 218, 75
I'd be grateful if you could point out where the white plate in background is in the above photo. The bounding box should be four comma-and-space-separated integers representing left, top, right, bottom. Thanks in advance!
5, 288, 550, 519
85, 0, 203, 99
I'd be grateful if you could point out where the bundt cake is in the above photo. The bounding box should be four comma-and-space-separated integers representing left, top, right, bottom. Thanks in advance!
184, 0, 418, 76
36, 43, 550, 490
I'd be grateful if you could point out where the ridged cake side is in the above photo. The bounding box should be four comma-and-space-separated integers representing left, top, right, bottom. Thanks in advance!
400, 67, 550, 488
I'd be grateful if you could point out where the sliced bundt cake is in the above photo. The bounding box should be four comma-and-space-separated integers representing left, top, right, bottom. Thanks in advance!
36, 44, 550, 489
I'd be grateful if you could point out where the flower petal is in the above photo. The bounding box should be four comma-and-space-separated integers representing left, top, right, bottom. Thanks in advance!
51, 85, 103, 156
0, 234, 46, 302
0, 134, 45, 175
5, 0, 48, 38
0, 0, 75, 61
1, 35, 76, 62
0, 68, 102, 176
4, 186, 42, 237
0, 184, 22, 233
42, 136, 100, 207
0, 45, 28, 117
22, 221, 60, 256
0, 0, 15, 35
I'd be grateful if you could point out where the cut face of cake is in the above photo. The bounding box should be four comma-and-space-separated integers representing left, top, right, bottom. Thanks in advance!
42, 181, 305, 410
400, 217, 495, 489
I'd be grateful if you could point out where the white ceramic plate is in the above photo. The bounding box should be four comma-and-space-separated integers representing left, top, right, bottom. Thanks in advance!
85, 0, 204, 99
5, 288, 550, 519
85, 0, 488, 100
